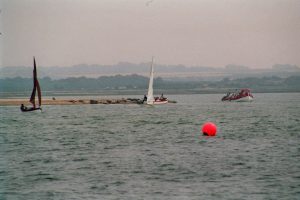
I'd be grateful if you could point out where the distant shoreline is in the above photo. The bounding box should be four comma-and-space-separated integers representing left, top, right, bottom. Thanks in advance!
1, 75, 300, 96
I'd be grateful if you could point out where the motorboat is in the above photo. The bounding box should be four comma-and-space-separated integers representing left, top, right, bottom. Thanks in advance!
222, 88, 253, 102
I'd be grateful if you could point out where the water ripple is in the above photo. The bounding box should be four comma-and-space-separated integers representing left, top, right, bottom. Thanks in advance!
1, 93, 300, 199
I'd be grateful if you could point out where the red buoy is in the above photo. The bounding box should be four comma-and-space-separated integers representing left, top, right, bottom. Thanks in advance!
202, 122, 217, 136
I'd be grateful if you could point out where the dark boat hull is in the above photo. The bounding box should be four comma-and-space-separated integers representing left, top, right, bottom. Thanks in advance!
20, 107, 42, 112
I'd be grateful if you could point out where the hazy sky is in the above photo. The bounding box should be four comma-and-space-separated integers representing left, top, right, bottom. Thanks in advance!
1, 0, 300, 68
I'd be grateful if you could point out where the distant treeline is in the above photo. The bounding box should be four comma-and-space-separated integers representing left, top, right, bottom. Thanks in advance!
1, 75, 300, 95
1, 63, 300, 80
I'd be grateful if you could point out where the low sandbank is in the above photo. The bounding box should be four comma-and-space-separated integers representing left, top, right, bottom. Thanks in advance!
0, 98, 176, 106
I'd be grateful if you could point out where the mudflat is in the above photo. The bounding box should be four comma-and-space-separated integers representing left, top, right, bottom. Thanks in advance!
0, 98, 140, 106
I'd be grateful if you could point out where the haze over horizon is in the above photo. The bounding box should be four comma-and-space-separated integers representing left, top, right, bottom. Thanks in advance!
1, 0, 300, 68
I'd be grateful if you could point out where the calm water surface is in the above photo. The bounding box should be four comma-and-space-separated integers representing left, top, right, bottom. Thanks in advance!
1, 93, 300, 199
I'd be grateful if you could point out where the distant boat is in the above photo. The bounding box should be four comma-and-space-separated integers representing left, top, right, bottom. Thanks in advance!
221, 88, 254, 102
144, 57, 168, 105
20, 57, 42, 112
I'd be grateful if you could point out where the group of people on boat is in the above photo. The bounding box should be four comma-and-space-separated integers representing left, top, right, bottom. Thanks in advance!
156, 93, 167, 101
221, 88, 253, 101
142, 93, 167, 103
222, 91, 237, 100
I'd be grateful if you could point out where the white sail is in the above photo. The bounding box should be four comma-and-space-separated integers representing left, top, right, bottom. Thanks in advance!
146, 57, 155, 105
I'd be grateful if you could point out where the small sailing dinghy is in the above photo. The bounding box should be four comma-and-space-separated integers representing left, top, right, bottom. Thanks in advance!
20, 57, 42, 112
144, 57, 168, 105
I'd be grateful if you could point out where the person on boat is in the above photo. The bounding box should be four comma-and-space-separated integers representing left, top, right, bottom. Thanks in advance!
20, 104, 27, 111
224, 92, 230, 98
235, 89, 239, 96
142, 94, 147, 103
222, 92, 230, 101
160, 93, 164, 100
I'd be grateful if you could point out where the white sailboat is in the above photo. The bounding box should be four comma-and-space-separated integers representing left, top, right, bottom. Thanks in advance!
145, 57, 168, 105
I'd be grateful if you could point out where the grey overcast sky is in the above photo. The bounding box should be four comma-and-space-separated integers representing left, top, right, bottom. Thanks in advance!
1, 0, 300, 68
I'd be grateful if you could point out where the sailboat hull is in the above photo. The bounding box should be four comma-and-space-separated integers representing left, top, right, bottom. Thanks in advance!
153, 99, 168, 105
146, 99, 168, 105
20, 107, 42, 112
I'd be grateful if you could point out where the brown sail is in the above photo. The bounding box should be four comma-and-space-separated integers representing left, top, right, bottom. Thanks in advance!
29, 57, 42, 108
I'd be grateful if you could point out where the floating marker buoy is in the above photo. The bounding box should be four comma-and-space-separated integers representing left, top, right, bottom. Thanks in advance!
202, 122, 217, 136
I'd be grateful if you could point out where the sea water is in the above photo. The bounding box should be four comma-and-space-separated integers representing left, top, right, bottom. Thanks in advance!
1, 93, 300, 199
